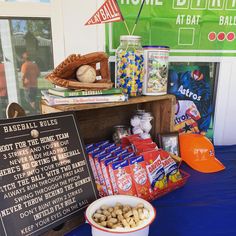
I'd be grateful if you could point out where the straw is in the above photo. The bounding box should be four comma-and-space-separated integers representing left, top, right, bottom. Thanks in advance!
131, 0, 145, 35
123, 20, 131, 35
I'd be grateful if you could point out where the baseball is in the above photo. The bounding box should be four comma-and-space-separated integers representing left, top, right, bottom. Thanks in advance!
31, 129, 39, 138
76, 65, 96, 83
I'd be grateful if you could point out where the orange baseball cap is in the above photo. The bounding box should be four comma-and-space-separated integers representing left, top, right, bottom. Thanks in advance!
179, 133, 225, 173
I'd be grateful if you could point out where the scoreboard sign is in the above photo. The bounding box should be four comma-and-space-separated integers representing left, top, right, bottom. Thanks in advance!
106, 0, 236, 56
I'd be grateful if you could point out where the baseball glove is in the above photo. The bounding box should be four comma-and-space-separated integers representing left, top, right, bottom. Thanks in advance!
45, 52, 113, 90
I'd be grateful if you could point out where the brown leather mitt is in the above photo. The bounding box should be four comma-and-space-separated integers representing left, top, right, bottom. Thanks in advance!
45, 52, 113, 90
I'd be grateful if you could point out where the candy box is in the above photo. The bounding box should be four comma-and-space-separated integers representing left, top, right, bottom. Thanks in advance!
159, 149, 182, 183
129, 155, 152, 201
141, 150, 168, 194
109, 159, 137, 196
101, 156, 120, 195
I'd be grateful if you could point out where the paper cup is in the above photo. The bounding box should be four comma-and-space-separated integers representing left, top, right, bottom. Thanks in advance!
85, 195, 156, 236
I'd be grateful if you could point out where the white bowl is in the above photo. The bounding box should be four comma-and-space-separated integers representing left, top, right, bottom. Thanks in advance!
85, 195, 156, 236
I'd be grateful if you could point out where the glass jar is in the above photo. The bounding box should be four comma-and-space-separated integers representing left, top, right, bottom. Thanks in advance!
130, 110, 154, 138
115, 35, 144, 97
112, 125, 131, 144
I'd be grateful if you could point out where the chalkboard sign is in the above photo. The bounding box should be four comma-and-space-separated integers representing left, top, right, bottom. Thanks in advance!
0, 111, 98, 236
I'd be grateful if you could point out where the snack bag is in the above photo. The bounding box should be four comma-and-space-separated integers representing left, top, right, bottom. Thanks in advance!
94, 153, 113, 196
132, 138, 153, 146
142, 150, 168, 193
102, 143, 116, 151
101, 156, 120, 195
135, 143, 158, 155
87, 147, 101, 185
85, 143, 94, 150
121, 134, 140, 149
113, 149, 129, 157
95, 140, 110, 148
131, 138, 157, 154
108, 146, 122, 154
109, 159, 137, 196
159, 149, 182, 183
121, 152, 135, 160
129, 155, 152, 201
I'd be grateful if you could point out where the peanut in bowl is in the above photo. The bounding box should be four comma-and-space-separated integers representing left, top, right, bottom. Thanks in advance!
85, 195, 156, 236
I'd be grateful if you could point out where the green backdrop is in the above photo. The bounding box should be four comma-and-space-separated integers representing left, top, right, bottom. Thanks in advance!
106, 0, 236, 56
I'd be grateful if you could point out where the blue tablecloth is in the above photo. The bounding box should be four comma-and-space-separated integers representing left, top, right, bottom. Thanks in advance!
66, 145, 236, 236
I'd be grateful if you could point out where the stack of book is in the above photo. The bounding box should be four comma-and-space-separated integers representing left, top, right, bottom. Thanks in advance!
41, 87, 128, 106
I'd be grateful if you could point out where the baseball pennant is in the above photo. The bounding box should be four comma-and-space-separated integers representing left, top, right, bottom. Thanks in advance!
85, 0, 124, 26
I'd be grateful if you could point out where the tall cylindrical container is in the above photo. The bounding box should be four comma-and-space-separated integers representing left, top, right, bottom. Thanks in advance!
115, 35, 144, 97
143, 46, 169, 95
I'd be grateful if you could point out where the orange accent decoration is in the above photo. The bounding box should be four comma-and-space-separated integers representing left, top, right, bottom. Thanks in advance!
179, 133, 225, 173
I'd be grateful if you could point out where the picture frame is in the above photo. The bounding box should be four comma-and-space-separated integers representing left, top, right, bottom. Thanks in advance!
158, 132, 180, 156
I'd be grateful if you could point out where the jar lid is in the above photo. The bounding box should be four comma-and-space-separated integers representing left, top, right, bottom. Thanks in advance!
120, 35, 141, 41
143, 45, 170, 49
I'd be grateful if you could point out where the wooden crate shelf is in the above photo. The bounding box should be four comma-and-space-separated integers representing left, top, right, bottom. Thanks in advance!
41, 95, 176, 144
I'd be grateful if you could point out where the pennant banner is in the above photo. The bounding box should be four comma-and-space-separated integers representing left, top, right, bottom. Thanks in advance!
85, 0, 123, 26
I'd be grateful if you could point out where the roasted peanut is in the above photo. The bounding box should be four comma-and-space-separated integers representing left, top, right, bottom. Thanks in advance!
109, 218, 118, 224
111, 212, 116, 218
100, 221, 107, 227
115, 202, 122, 208
107, 222, 114, 228
139, 212, 145, 220
101, 205, 109, 210
124, 210, 133, 218
114, 206, 119, 211
102, 210, 110, 217
100, 215, 106, 222
133, 209, 139, 223
123, 207, 129, 213
115, 209, 122, 215
117, 214, 124, 222
93, 213, 104, 219
136, 203, 144, 209
108, 207, 114, 213
112, 223, 123, 229
122, 219, 130, 228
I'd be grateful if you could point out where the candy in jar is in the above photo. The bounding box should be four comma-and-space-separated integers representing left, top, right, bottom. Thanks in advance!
115, 35, 144, 97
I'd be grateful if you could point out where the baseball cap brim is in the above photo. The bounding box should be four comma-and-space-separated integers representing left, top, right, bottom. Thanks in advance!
183, 156, 225, 173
